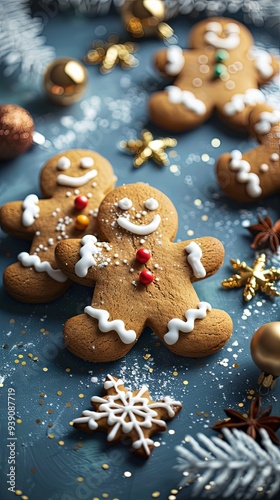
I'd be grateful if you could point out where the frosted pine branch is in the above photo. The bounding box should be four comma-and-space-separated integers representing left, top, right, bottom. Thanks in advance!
0, 0, 55, 85
175, 428, 280, 499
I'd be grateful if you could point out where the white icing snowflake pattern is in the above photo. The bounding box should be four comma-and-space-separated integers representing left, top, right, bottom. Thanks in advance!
73, 375, 182, 456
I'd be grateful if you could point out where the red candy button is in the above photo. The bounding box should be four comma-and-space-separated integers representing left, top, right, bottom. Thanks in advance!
136, 248, 151, 263
139, 269, 154, 285
74, 195, 88, 210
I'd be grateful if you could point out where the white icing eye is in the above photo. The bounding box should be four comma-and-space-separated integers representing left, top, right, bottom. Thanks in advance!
57, 156, 71, 170
225, 23, 240, 34
205, 22, 222, 34
80, 157, 94, 168
118, 197, 133, 210
144, 198, 159, 211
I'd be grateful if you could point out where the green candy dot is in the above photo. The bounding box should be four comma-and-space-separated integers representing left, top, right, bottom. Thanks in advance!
214, 63, 227, 78
215, 49, 229, 62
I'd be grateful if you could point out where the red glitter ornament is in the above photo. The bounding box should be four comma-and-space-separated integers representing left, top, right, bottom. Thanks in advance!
139, 269, 154, 285
74, 195, 88, 210
136, 248, 151, 263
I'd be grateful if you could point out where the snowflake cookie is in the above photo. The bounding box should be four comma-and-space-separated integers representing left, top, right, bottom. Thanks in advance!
216, 104, 280, 202
72, 374, 182, 458
55, 183, 233, 362
0, 150, 115, 302
149, 17, 279, 132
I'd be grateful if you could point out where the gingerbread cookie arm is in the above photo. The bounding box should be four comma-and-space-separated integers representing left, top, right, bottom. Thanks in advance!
252, 49, 280, 85
0, 199, 39, 240
55, 238, 101, 285
179, 237, 225, 281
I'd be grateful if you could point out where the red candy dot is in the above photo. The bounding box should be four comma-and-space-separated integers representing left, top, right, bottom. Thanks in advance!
74, 195, 88, 210
139, 269, 154, 285
136, 248, 151, 263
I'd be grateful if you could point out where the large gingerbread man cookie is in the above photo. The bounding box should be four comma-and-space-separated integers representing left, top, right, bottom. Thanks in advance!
149, 17, 279, 132
0, 150, 115, 303
55, 183, 233, 362
216, 104, 280, 202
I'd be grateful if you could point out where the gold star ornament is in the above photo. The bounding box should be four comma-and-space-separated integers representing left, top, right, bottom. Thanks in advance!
120, 129, 177, 167
222, 253, 280, 301
84, 35, 138, 73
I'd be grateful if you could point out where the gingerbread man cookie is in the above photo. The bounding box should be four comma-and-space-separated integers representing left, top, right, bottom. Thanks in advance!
149, 17, 279, 132
0, 150, 115, 303
55, 183, 233, 362
216, 104, 280, 202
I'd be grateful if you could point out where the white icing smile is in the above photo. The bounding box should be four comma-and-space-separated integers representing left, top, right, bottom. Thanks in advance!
117, 214, 161, 235
57, 169, 98, 187
204, 22, 240, 50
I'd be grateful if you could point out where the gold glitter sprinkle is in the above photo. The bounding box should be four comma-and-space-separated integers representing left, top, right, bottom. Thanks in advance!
28, 353, 33, 358
48, 434, 55, 439
102, 464, 109, 470
149, 368, 153, 373
48, 423, 53, 428
14, 359, 19, 364
171, 491, 178, 495
35, 419, 41, 424
17, 342, 23, 347
40, 328, 45, 333
33, 357, 39, 362
21, 496, 29, 500
69, 421, 74, 426
197, 411, 202, 416
124, 471, 132, 478
170, 164, 179, 173
249, 390, 255, 395
143, 353, 151, 360
3, 344, 9, 349
57, 391, 62, 396
233, 363, 239, 368
247, 395, 253, 399
65, 368, 71, 372
15, 491, 22, 496
66, 403, 71, 408
238, 403, 244, 408
187, 230, 194, 236
152, 493, 160, 498
21, 361, 26, 366
183, 380, 188, 385
10, 319, 15, 324
78, 393, 84, 398
194, 199, 202, 206
76, 477, 84, 483
201, 154, 210, 162
39, 392, 45, 397
42, 367, 48, 372
48, 409, 53, 414
21, 329, 26, 334
201, 215, 208, 221
168, 496, 176, 500
173, 371, 178, 376
58, 441, 65, 446
102, 494, 109, 498
38, 400, 44, 405
211, 138, 221, 148
204, 413, 209, 418
16, 419, 22, 424
18, 354, 24, 359
155, 342, 161, 347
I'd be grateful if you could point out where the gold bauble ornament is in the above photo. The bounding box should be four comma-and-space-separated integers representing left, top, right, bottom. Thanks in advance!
43, 58, 88, 106
250, 322, 280, 389
121, 0, 173, 39
0, 104, 34, 161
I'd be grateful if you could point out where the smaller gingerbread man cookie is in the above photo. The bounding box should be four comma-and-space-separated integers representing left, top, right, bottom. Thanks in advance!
72, 374, 182, 458
216, 104, 280, 202
55, 183, 232, 362
149, 17, 279, 132
0, 150, 115, 302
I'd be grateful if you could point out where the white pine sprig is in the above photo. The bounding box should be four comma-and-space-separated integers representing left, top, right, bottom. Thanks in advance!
0, 0, 55, 84
175, 428, 280, 499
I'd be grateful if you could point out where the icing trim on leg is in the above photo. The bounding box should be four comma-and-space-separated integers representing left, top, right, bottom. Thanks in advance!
166, 86, 206, 115
164, 301, 212, 345
84, 306, 137, 344
18, 252, 68, 282
229, 149, 262, 198
223, 89, 265, 116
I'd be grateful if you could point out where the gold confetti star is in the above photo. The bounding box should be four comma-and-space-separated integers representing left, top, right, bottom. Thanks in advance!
85, 35, 138, 73
222, 253, 280, 301
120, 129, 177, 168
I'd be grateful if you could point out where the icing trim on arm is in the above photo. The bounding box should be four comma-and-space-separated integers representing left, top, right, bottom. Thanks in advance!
229, 149, 262, 198
223, 89, 265, 116
185, 242, 206, 278
164, 301, 212, 345
252, 49, 274, 79
84, 306, 137, 344
18, 252, 68, 282
57, 169, 98, 187
22, 194, 40, 227
117, 214, 161, 235
254, 110, 280, 135
165, 46, 185, 76
166, 86, 206, 115
75, 235, 99, 278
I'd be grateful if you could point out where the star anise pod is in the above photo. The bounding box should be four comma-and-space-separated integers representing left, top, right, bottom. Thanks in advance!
248, 215, 280, 254
211, 396, 280, 445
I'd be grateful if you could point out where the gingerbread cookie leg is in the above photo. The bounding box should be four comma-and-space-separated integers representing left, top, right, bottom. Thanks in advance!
63, 310, 144, 362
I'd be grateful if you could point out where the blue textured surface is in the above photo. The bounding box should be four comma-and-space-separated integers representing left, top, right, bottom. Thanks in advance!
0, 11, 280, 500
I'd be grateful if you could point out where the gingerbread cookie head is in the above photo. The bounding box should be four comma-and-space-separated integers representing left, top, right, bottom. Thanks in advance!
55, 182, 232, 362
97, 183, 178, 243
0, 149, 116, 303
149, 17, 279, 132
216, 104, 280, 202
